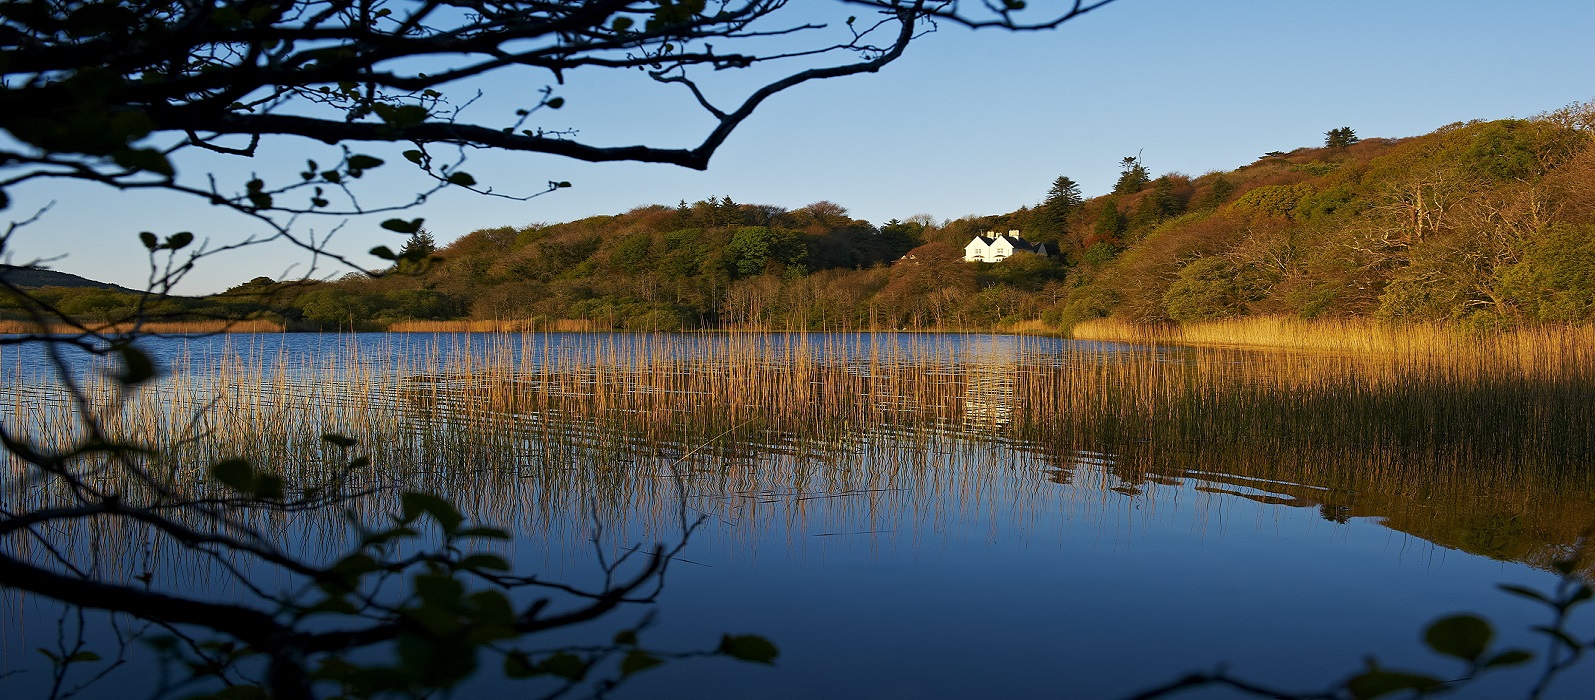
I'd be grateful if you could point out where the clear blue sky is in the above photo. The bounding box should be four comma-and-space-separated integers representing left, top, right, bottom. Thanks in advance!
7, 0, 1594, 293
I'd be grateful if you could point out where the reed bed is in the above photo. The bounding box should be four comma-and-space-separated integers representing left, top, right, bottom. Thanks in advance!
386, 318, 600, 333
5, 330, 1595, 581
0, 318, 285, 334
1071, 315, 1595, 362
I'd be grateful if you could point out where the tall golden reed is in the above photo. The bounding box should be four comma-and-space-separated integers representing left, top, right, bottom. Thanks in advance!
5, 329, 1593, 576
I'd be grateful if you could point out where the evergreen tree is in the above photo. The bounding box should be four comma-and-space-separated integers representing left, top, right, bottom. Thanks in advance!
1094, 198, 1127, 240
1197, 175, 1237, 209
398, 229, 437, 259
1325, 127, 1360, 148
718, 195, 741, 226
1132, 177, 1182, 231
880, 219, 926, 258
1113, 155, 1151, 195
1043, 176, 1084, 233
396, 229, 439, 272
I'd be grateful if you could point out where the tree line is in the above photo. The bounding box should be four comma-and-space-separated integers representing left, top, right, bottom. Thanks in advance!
8, 106, 1594, 334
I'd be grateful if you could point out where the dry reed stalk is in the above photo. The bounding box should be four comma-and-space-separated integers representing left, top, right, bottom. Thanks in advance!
1071, 316, 1595, 367
0, 319, 285, 334
7, 330, 1595, 577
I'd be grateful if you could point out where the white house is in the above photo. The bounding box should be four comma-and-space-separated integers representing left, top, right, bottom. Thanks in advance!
963, 230, 1048, 263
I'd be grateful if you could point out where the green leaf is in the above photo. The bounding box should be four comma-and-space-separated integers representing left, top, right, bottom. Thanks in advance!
320, 170, 341, 184
718, 634, 778, 664
370, 246, 398, 260
211, 6, 243, 27
113, 148, 174, 176
1483, 649, 1534, 668
541, 652, 587, 681
163, 231, 194, 250
402, 149, 425, 164
611, 16, 633, 31
253, 474, 284, 500
619, 650, 661, 676
373, 103, 430, 128
613, 629, 638, 646
413, 572, 464, 609
468, 590, 513, 622
446, 171, 477, 187
503, 651, 542, 679
67, 651, 101, 663
139, 231, 159, 250
381, 218, 424, 234
347, 154, 384, 170
210, 458, 254, 492
400, 491, 464, 532
1425, 615, 1492, 662
1499, 584, 1552, 604
321, 432, 357, 448
454, 526, 510, 540
545, 97, 564, 109
114, 344, 156, 385
1347, 668, 1444, 699
1532, 624, 1582, 651
37, 648, 60, 665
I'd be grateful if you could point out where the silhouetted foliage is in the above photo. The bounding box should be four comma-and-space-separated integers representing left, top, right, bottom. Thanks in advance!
0, 2, 1125, 697
1044, 175, 1085, 236
1325, 126, 1360, 148
1113, 155, 1152, 194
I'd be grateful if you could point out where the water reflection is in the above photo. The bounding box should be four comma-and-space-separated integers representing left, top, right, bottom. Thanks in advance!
3, 332, 1594, 698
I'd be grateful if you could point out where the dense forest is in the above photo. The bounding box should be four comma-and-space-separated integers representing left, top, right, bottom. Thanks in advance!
9, 102, 1595, 333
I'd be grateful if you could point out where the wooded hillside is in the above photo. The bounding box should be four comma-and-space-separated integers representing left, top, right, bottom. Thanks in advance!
11, 102, 1594, 333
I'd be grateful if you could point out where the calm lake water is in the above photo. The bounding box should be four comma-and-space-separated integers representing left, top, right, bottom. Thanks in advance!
2, 332, 1592, 698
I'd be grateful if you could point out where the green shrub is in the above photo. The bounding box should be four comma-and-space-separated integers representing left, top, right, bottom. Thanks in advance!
1163, 257, 1269, 322
1499, 223, 1595, 322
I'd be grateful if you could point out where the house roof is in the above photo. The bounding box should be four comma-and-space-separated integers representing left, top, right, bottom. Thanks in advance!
968, 231, 1046, 255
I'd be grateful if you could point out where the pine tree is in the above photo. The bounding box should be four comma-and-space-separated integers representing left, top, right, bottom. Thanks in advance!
1112, 156, 1151, 195
1094, 198, 1126, 240
1325, 127, 1359, 148
398, 229, 437, 260
718, 195, 740, 226
396, 229, 439, 272
1043, 176, 1084, 233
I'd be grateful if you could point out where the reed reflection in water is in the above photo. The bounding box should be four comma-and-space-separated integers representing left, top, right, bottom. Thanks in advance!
3, 330, 1594, 697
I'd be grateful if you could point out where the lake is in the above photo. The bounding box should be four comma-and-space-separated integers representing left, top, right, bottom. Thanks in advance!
2, 331, 1593, 698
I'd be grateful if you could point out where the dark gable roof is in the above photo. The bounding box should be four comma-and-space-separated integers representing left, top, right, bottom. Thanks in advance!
966, 231, 1048, 257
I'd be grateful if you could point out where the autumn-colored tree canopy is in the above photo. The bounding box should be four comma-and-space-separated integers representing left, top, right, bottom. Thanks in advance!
9, 103, 1595, 333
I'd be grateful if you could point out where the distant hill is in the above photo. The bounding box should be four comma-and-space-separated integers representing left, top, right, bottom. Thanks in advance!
46, 102, 1590, 333
0, 265, 136, 292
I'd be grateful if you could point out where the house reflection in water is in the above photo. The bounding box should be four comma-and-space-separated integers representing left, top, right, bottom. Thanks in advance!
960, 336, 1021, 429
